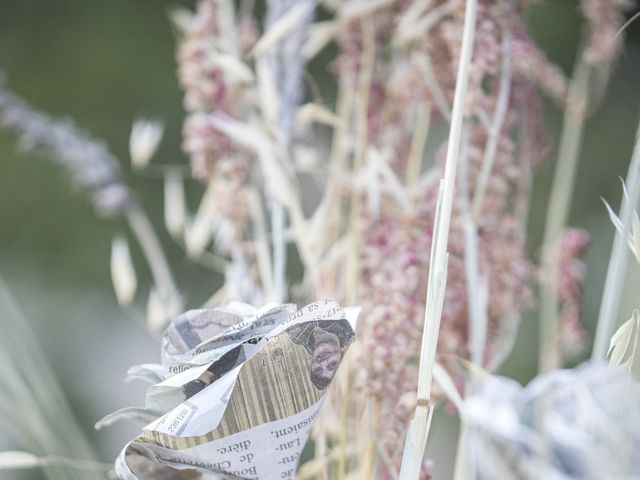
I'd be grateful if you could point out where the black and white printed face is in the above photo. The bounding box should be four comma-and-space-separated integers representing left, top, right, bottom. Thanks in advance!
310, 327, 342, 389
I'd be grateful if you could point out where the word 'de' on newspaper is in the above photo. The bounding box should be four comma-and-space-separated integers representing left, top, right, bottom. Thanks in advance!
108, 299, 357, 480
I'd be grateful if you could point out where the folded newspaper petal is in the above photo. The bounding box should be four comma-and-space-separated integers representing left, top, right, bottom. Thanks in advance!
463, 362, 640, 479
111, 299, 357, 480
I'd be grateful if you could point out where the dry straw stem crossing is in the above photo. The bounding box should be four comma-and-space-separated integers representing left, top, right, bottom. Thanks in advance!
398, 0, 479, 477
471, 34, 512, 219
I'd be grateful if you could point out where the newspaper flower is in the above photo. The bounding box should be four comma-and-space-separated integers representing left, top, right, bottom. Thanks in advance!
99, 300, 357, 480
462, 363, 640, 479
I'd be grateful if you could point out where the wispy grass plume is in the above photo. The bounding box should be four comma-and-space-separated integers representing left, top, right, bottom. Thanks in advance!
0, 277, 109, 480
593, 120, 640, 360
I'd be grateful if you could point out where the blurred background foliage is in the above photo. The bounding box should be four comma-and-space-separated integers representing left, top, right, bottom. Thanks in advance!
0, 1, 639, 479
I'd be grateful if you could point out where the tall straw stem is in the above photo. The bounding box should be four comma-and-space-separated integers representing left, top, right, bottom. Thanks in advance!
325, 76, 355, 245
405, 104, 431, 193
415, 0, 477, 412
271, 202, 286, 302
592, 118, 640, 360
310, 64, 354, 480
345, 16, 375, 306
339, 17, 376, 480
538, 57, 590, 372
398, 0, 478, 476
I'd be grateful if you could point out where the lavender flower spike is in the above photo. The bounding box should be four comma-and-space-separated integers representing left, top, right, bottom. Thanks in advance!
0, 80, 133, 216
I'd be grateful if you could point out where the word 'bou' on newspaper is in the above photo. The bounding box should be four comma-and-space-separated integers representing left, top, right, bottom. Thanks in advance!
99, 299, 358, 480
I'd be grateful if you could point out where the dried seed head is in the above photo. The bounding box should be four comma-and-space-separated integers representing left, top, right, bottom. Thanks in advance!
129, 119, 164, 170
110, 236, 138, 306
163, 169, 187, 238
146, 288, 183, 334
